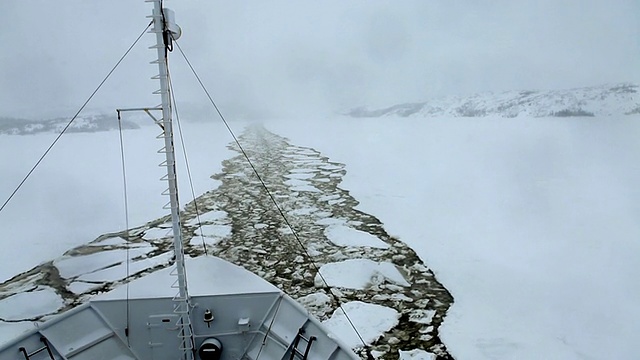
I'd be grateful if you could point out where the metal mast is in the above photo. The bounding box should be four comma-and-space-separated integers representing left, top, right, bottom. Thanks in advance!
147, 1, 194, 358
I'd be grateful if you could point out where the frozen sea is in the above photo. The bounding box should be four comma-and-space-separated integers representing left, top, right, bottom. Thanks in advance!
1, 115, 639, 359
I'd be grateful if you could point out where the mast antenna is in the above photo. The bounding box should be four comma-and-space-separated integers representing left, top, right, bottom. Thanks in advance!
137, 1, 193, 358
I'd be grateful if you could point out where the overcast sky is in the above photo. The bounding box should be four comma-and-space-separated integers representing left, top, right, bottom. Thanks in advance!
1, 0, 638, 119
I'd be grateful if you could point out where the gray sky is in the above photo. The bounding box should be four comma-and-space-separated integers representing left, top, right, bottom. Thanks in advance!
1, 0, 638, 119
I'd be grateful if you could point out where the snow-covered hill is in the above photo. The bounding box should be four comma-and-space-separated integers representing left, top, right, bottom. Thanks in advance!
0, 113, 139, 135
349, 83, 640, 118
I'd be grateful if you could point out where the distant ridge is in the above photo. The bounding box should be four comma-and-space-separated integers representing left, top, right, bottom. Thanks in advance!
0, 113, 139, 135
348, 83, 640, 118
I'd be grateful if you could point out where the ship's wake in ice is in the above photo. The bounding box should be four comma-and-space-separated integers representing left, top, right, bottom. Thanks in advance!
0, 125, 453, 359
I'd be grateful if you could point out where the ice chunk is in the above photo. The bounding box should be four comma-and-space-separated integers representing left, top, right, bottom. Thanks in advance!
325, 225, 389, 248
0, 288, 63, 320
323, 301, 399, 347
316, 258, 409, 289
399, 349, 436, 360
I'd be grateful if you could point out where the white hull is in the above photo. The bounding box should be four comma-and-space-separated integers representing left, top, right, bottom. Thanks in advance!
0, 257, 357, 360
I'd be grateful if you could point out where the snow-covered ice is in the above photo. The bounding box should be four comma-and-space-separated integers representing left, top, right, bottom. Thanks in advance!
268, 115, 640, 359
142, 227, 171, 240
316, 258, 409, 289
324, 224, 390, 249
54, 247, 154, 279
409, 309, 436, 325
68, 281, 101, 295
0, 288, 62, 321
398, 349, 436, 360
97, 256, 277, 299
323, 301, 399, 348
285, 173, 314, 180
193, 224, 232, 238
0, 123, 234, 282
315, 217, 347, 226
186, 210, 227, 225
76, 252, 172, 282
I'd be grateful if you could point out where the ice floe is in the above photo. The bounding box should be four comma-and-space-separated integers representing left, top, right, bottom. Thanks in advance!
323, 301, 399, 348
285, 178, 321, 193
76, 252, 172, 282
0, 287, 62, 321
315, 258, 409, 289
285, 179, 309, 187
68, 281, 101, 294
289, 168, 315, 173
55, 247, 154, 279
0, 322, 34, 346
409, 309, 436, 324
324, 224, 389, 248
315, 217, 346, 226
187, 210, 227, 225
194, 224, 232, 238
142, 227, 171, 240
398, 349, 436, 360
297, 292, 333, 317
285, 173, 314, 180
91, 236, 128, 246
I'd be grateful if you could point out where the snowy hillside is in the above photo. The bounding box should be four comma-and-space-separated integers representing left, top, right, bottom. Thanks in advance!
349, 83, 640, 118
0, 113, 139, 135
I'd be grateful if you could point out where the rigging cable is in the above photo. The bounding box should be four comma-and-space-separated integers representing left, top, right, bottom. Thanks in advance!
167, 68, 208, 255
116, 111, 132, 344
172, 39, 372, 352
254, 295, 284, 360
0, 21, 153, 215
